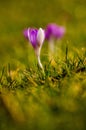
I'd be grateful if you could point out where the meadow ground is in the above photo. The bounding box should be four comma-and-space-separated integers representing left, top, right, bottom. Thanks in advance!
0, 0, 86, 130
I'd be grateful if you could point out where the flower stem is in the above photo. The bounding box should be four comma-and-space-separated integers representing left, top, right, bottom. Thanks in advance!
49, 38, 54, 53
35, 47, 44, 71
48, 38, 55, 61
37, 55, 43, 70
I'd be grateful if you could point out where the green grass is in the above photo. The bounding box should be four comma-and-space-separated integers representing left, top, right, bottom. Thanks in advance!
0, 0, 86, 130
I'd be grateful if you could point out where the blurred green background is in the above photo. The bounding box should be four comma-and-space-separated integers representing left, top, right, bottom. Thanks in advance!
0, 0, 86, 130
0, 0, 86, 69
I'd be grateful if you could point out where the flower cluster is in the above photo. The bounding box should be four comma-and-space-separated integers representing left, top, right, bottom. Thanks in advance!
23, 23, 65, 70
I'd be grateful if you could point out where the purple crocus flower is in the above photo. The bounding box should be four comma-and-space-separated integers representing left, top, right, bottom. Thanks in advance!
45, 23, 65, 40
23, 27, 45, 70
45, 23, 66, 63
23, 28, 38, 48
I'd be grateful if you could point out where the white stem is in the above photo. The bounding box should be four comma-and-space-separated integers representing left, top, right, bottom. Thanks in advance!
49, 38, 54, 54
48, 38, 55, 61
37, 55, 43, 69
35, 46, 44, 70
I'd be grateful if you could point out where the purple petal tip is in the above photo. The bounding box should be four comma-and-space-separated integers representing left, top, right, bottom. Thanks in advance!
23, 29, 28, 39
45, 23, 66, 40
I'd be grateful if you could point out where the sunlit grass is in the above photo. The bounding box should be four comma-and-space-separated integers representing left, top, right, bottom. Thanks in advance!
0, 45, 86, 129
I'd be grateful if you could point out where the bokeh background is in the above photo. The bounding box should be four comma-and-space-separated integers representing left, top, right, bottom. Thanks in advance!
0, 0, 86, 130
0, 0, 86, 69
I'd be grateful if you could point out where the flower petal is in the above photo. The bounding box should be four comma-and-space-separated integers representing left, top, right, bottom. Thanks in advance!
37, 28, 45, 46
28, 28, 38, 48
23, 29, 28, 39
45, 23, 65, 40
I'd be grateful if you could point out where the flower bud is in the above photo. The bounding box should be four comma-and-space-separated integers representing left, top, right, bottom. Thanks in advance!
37, 28, 45, 46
